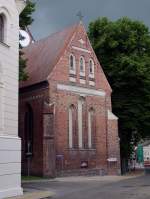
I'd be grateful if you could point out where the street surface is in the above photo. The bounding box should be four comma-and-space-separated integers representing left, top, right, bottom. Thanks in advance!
23, 174, 150, 199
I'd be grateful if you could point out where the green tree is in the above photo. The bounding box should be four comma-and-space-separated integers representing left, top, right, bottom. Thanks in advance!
19, 1, 35, 81
88, 17, 150, 159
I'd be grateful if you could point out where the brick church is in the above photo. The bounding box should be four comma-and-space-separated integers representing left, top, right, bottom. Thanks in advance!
19, 22, 120, 177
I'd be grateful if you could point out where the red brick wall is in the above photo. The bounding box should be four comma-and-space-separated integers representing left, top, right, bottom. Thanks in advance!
19, 23, 120, 176
47, 23, 120, 174
43, 111, 56, 177
19, 86, 53, 176
107, 118, 121, 175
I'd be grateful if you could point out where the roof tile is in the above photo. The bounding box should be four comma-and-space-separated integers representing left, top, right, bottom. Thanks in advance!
20, 23, 78, 88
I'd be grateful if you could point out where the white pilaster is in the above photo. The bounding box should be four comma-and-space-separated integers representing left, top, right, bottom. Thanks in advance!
0, 0, 24, 198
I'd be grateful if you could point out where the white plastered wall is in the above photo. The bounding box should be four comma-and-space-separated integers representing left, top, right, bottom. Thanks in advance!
0, 0, 25, 198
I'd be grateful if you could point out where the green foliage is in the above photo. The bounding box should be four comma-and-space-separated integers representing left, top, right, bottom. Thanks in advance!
20, 1, 35, 30
19, 51, 28, 81
88, 17, 150, 158
19, 1, 35, 81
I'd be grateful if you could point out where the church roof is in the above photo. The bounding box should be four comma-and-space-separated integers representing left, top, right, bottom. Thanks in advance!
20, 23, 78, 88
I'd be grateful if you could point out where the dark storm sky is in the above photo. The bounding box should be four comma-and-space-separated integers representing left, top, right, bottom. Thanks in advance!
30, 0, 150, 40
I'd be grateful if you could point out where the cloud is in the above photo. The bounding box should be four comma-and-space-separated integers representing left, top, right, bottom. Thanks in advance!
30, 0, 150, 40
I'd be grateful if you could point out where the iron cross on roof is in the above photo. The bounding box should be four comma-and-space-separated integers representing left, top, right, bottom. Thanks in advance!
76, 11, 84, 21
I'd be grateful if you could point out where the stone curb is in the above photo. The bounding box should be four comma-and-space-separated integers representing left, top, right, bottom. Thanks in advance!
22, 174, 144, 184
8, 191, 54, 199
22, 179, 57, 184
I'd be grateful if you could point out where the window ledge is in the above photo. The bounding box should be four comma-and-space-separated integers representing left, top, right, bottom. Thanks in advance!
0, 41, 10, 48
67, 148, 96, 151
89, 73, 94, 78
80, 72, 85, 77
69, 70, 76, 75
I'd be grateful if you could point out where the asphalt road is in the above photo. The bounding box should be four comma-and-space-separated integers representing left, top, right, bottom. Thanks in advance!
23, 175, 150, 199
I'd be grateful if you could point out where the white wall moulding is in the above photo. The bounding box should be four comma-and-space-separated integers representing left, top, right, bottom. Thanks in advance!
69, 77, 76, 82
0, 163, 21, 176
80, 72, 85, 77
0, 135, 21, 150
0, 187, 22, 199
0, 0, 24, 198
89, 74, 94, 79
80, 79, 86, 84
69, 70, 76, 75
0, 151, 21, 164
0, 136, 22, 199
107, 158, 117, 162
57, 84, 106, 97
72, 46, 91, 53
108, 110, 118, 120
89, 81, 95, 86
78, 39, 85, 45
15, 0, 26, 14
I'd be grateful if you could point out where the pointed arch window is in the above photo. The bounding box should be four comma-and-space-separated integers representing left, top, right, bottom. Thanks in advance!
78, 97, 85, 148
69, 54, 76, 74
25, 104, 34, 156
89, 59, 94, 78
68, 104, 77, 148
88, 108, 95, 148
79, 56, 85, 76
0, 15, 4, 42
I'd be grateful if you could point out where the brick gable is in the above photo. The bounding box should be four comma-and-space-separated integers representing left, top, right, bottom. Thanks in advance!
48, 22, 112, 93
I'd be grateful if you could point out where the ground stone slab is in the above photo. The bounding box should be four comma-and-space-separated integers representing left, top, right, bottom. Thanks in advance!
7, 191, 54, 199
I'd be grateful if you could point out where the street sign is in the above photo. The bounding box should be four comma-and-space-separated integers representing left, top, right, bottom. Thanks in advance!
137, 144, 144, 163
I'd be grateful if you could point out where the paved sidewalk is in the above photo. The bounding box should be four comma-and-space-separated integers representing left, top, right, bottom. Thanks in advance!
22, 174, 150, 199
9, 173, 145, 199
8, 191, 54, 199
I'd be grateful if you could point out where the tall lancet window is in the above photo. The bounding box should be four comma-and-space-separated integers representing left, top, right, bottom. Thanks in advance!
69, 54, 76, 74
89, 59, 94, 78
69, 105, 73, 148
0, 15, 4, 42
68, 105, 76, 148
78, 97, 85, 148
79, 56, 85, 76
88, 108, 94, 148
0, 62, 4, 133
25, 104, 34, 156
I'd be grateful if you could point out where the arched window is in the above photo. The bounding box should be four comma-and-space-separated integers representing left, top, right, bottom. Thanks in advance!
79, 56, 85, 76
0, 62, 3, 84
78, 97, 85, 148
69, 54, 76, 73
89, 59, 94, 76
69, 105, 73, 148
0, 62, 4, 133
88, 108, 95, 148
24, 104, 34, 156
0, 15, 4, 42
68, 105, 77, 148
